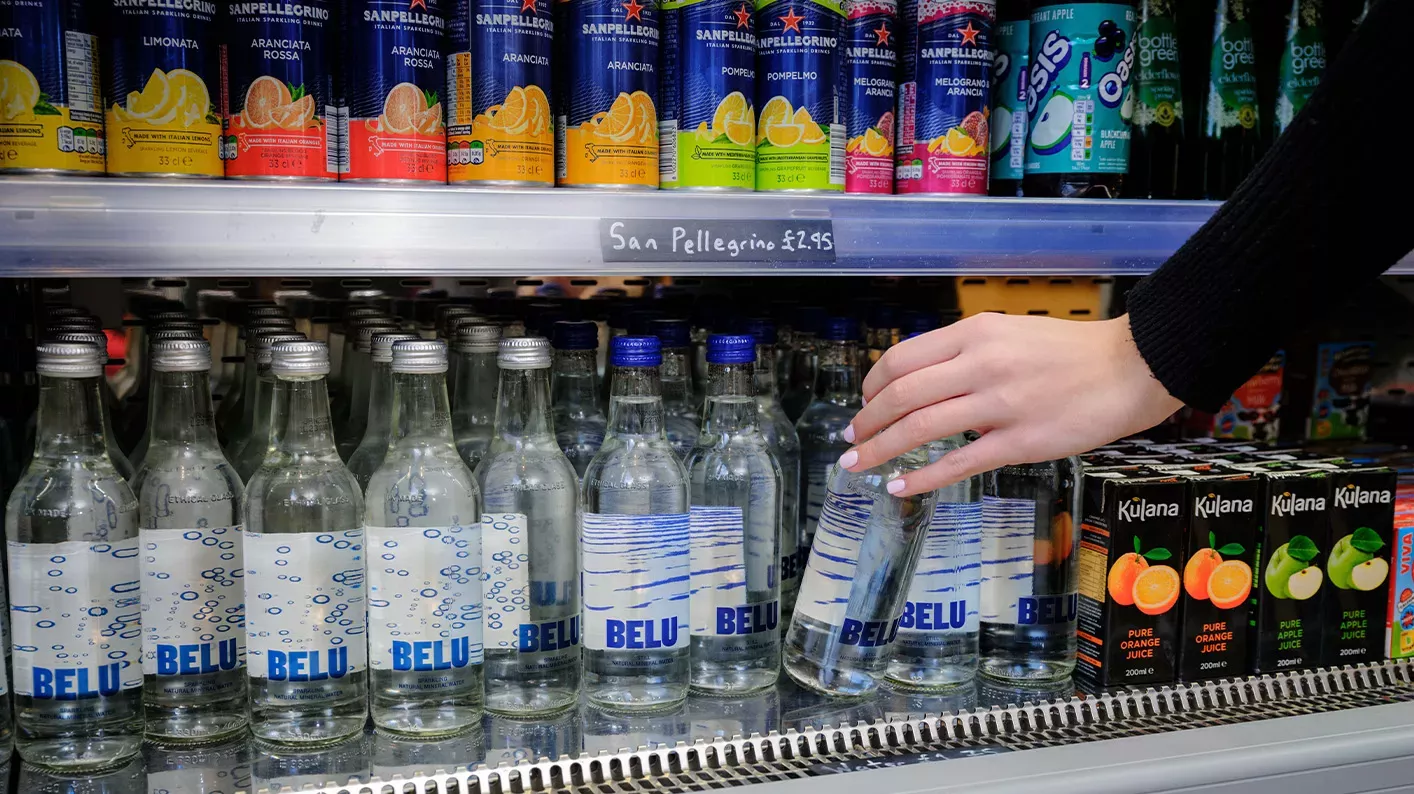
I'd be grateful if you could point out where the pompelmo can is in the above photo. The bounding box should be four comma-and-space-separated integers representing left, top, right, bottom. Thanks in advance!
556, 0, 660, 189
895, 0, 993, 194
841, 0, 895, 193
754, 0, 844, 192
224, 0, 339, 180
0, 0, 105, 174
104, 0, 223, 177
658, 0, 756, 190
449, 0, 555, 185
343, 0, 448, 182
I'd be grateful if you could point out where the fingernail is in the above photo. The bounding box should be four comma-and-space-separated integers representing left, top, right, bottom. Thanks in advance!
861, 396, 868, 407
838, 450, 858, 469
842, 424, 856, 443
886, 479, 906, 495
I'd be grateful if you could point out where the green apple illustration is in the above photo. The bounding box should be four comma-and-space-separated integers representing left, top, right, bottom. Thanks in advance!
1327, 528, 1385, 590
1265, 535, 1319, 599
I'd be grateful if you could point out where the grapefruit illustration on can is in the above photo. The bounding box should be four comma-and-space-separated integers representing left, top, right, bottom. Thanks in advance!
842, 0, 896, 193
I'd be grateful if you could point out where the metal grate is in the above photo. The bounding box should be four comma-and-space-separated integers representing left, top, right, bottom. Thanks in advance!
279, 660, 1414, 794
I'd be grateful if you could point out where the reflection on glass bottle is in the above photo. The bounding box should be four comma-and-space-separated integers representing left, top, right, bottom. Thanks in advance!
144, 737, 252, 794
550, 321, 608, 479
649, 319, 701, 460
373, 726, 486, 781
19, 753, 145, 794
483, 708, 582, 767
778, 677, 883, 734
975, 675, 1074, 709
452, 324, 504, 473
687, 688, 780, 740
582, 702, 692, 754
250, 732, 372, 793
879, 681, 978, 720
795, 317, 864, 556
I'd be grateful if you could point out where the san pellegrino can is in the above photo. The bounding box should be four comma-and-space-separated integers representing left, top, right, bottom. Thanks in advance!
104, 0, 223, 177
841, 0, 896, 193
658, 0, 757, 189
754, 0, 845, 191
0, 0, 105, 174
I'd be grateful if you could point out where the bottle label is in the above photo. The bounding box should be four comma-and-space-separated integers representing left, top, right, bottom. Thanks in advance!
9, 540, 142, 698
244, 530, 367, 683
580, 511, 690, 651
980, 495, 1033, 623
990, 16, 1029, 181
899, 501, 981, 636
140, 525, 246, 677
1274, 8, 1324, 133
1204, 14, 1258, 136
1024, 2, 1136, 175
483, 512, 582, 655
689, 506, 780, 637
795, 489, 869, 625
1135, 13, 1182, 129
367, 525, 484, 672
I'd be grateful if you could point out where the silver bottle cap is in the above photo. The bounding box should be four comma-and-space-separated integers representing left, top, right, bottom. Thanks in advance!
498, 336, 551, 369
355, 321, 402, 353
254, 331, 307, 366
46, 316, 102, 332
271, 340, 330, 377
149, 327, 204, 342
36, 341, 104, 378
149, 311, 194, 323
372, 332, 420, 363
455, 323, 502, 354
152, 339, 212, 372
448, 315, 490, 336
242, 317, 297, 345
391, 339, 448, 374
49, 331, 108, 352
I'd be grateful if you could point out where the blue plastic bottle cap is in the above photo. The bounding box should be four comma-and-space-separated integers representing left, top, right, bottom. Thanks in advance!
706, 334, 757, 365
611, 335, 663, 367
738, 317, 777, 346
819, 316, 860, 342
552, 320, 599, 351
649, 318, 691, 349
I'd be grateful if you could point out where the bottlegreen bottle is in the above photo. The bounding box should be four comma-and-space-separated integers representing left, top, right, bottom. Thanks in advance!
1274, 0, 1325, 136
1201, 0, 1262, 199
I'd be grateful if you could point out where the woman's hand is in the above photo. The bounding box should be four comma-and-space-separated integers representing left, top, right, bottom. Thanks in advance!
837, 313, 1183, 496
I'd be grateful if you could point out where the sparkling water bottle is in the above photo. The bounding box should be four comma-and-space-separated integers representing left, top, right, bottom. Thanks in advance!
550, 320, 607, 479
346, 331, 420, 491
795, 317, 862, 554
365, 339, 484, 735
452, 324, 502, 473
218, 315, 297, 456
477, 337, 580, 716
581, 336, 691, 711
649, 319, 701, 460
335, 320, 400, 462
133, 339, 247, 742
230, 331, 307, 483
979, 458, 1080, 683
783, 447, 936, 697
740, 318, 803, 622
48, 330, 137, 484
243, 341, 368, 745
686, 334, 782, 695
331, 315, 395, 433
128, 324, 206, 468
887, 435, 982, 690
6, 342, 143, 769
781, 305, 824, 422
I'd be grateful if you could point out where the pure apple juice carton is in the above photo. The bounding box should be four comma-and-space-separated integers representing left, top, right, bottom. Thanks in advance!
1173, 470, 1262, 681
1251, 465, 1331, 673
1076, 470, 1187, 693
1317, 462, 1396, 666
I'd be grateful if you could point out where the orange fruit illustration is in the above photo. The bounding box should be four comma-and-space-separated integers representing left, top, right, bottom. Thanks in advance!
383, 82, 427, 134
1133, 565, 1180, 616
596, 92, 637, 141
1184, 548, 1223, 601
1207, 560, 1253, 609
1107, 552, 1148, 606
244, 75, 291, 129
269, 94, 314, 130
414, 101, 443, 135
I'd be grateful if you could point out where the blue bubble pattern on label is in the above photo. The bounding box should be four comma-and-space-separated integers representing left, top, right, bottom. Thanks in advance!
140, 525, 246, 676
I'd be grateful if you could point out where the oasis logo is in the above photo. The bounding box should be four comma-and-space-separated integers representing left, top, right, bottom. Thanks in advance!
1026, 31, 1071, 114
1098, 38, 1136, 109
1118, 498, 1178, 522
1193, 493, 1254, 518
1271, 491, 1326, 516
1334, 485, 1391, 509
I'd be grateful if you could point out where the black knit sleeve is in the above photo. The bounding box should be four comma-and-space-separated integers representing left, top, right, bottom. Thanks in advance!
1125, 0, 1414, 413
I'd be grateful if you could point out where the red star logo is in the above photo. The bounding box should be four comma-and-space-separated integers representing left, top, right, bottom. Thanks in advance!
621, 0, 645, 21
958, 21, 979, 45
520, 0, 537, 12
732, 2, 751, 28
779, 6, 804, 33
873, 21, 891, 46
408, 0, 426, 9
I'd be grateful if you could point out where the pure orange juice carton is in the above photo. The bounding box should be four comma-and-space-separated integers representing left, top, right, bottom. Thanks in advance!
1076, 469, 1187, 693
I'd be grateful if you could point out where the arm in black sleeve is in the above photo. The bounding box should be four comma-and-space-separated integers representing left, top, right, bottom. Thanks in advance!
1125, 0, 1414, 413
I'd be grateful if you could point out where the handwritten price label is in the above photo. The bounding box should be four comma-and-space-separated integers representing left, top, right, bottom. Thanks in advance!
601, 219, 836, 263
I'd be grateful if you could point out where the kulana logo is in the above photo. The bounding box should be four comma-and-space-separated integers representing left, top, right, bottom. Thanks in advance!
1193, 492, 1255, 518
1118, 497, 1179, 522
1271, 490, 1326, 516
1333, 484, 1392, 509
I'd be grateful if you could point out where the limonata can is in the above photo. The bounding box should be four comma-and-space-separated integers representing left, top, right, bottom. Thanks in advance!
342, 0, 449, 182
658, 0, 756, 190
0, 0, 105, 174
104, 0, 223, 177
754, 0, 844, 192
555, 0, 660, 189
224, 0, 340, 180
841, 0, 896, 193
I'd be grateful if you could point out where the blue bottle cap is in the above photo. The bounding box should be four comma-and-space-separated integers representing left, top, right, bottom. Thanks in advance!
611, 335, 662, 367
795, 305, 827, 335
627, 309, 665, 335
819, 316, 860, 342
902, 310, 939, 339
552, 319, 599, 351
738, 317, 777, 345
649, 318, 691, 349
706, 334, 757, 365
